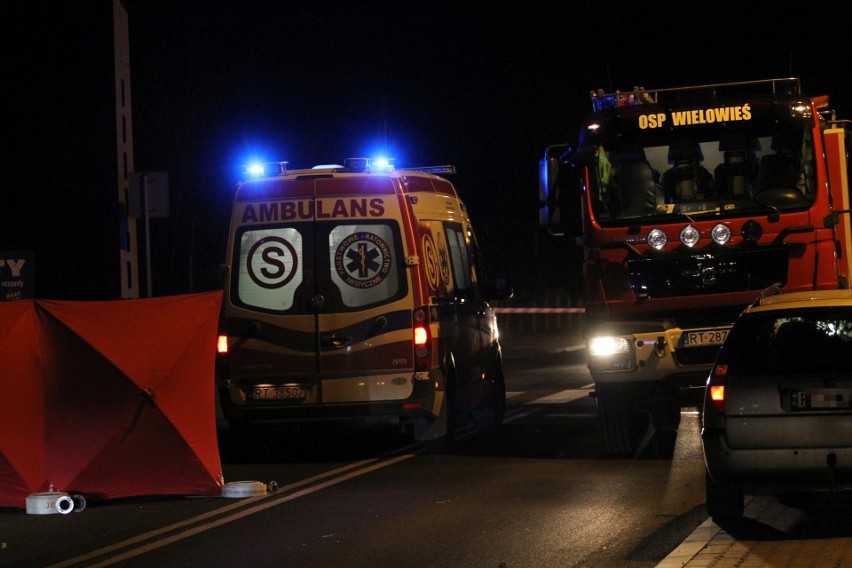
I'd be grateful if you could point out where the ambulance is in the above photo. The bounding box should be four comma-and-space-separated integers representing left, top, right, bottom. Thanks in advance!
216, 157, 512, 451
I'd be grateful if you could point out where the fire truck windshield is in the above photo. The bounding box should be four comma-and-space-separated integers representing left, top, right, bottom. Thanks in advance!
582, 102, 816, 224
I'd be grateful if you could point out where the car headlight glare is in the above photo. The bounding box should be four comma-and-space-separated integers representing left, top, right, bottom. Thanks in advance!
588, 336, 636, 372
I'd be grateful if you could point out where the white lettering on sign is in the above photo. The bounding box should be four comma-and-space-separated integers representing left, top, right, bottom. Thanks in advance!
0, 259, 26, 277
241, 198, 386, 224
639, 104, 752, 129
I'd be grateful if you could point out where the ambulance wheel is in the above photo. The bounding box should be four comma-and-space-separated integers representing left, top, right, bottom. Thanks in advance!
225, 419, 253, 442
424, 377, 457, 453
596, 386, 647, 457
222, 420, 268, 461
473, 368, 506, 434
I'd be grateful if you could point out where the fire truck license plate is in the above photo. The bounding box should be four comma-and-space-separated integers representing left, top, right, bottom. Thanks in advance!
682, 329, 728, 347
249, 385, 306, 400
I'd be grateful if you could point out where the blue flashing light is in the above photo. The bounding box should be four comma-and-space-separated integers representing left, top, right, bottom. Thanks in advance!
370, 157, 394, 172
246, 162, 266, 177
591, 94, 619, 112
242, 161, 288, 178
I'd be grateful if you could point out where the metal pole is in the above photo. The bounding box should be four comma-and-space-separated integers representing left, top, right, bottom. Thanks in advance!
144, 175, 152, 297
189, 217, 194, 293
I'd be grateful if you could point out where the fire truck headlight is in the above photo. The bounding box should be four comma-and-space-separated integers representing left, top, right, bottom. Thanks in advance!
710, 223, 732, 245
680, 225, 701, 248
647, 228, 667, 250
588, 336, 637, 372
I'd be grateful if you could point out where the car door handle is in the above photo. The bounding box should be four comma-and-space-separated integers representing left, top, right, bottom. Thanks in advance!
321, 333, 352, 348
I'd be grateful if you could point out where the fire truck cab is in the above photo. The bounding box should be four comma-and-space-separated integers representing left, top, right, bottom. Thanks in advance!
539, 78, 851, 457
217, 158, 512, 451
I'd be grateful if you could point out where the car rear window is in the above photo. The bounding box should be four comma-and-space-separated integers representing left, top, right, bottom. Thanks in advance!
719, 308, 852, 375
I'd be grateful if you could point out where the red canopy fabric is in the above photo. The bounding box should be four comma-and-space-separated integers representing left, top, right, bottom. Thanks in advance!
0, 292, 223, 509
0, 300, 45, 505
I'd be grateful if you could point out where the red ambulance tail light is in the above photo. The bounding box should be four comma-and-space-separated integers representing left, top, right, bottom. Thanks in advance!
413, 307, 432, 372
414, 326, 428, 346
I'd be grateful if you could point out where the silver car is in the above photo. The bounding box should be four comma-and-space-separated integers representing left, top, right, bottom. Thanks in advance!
701, 287, 852, 521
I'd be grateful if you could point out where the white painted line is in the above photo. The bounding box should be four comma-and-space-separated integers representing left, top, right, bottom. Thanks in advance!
534, 389, 590, 404
47, 456, 415, 568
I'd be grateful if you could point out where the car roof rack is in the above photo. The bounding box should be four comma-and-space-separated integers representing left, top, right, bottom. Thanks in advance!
752, 283, 784, 307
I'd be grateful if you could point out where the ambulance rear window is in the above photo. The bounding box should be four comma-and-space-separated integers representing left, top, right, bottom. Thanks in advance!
231, 220, 407, 314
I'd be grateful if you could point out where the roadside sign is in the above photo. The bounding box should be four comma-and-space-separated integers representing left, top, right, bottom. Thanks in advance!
0, 251, 35, 300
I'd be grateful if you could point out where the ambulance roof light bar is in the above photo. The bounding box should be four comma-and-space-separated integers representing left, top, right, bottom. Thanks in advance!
243, 161, 288, 178
343, 157, 395, 173
405, 165, 457, 175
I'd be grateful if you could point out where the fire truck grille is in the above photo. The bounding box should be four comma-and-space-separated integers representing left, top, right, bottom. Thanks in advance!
627, 245, 788, 299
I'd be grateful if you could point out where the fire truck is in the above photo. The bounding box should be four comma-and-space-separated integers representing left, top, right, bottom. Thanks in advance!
538, 78, 851, 457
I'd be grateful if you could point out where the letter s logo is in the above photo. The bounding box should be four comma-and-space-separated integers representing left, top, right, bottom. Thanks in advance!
247, 236, 299, 289
261, 246, 287, 279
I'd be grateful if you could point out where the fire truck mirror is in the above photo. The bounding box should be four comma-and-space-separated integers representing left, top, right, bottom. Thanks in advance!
539, 156, 565, 236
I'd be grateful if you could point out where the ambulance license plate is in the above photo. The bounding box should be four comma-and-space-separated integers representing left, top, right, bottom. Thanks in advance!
249, 385, 306, 400
682, 328, 728, 347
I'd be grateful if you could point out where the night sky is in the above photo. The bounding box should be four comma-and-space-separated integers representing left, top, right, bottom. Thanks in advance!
5, 1, 850, 300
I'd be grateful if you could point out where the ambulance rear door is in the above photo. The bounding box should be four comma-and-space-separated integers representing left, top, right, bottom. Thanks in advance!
227, 175, 415, 405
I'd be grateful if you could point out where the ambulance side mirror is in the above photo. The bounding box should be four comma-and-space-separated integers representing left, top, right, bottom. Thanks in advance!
481, 276, 514, 302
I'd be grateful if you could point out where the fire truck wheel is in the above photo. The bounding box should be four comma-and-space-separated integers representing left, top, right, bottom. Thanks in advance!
648, 395, 680, 458
596, 387, 648, 457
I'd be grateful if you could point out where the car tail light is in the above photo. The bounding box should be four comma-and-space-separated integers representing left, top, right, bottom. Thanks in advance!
707, 364, 727, 413
413, 307, 432, 372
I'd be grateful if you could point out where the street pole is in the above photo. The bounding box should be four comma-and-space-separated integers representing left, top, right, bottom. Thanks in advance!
143, 174, 152, 297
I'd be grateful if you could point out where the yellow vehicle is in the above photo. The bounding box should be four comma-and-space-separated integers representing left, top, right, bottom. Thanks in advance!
216, 158, 511, 451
